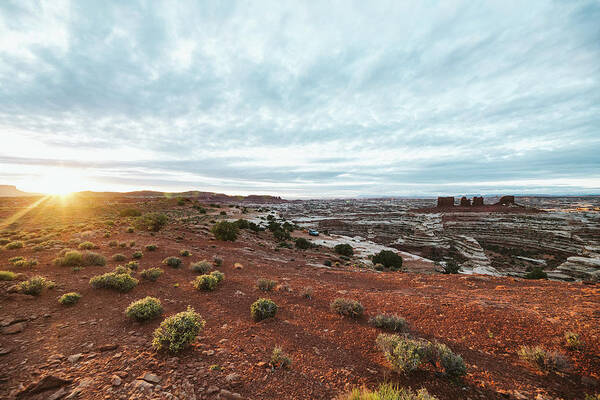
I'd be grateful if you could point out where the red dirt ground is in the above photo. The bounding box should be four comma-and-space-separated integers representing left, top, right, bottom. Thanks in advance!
0, 195, 598, 400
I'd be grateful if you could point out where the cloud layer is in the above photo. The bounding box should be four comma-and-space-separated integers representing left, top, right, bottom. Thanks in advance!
1, 1, 599, 197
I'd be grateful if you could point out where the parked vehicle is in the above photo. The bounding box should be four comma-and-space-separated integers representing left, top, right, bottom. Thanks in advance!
308, 229, 319, 236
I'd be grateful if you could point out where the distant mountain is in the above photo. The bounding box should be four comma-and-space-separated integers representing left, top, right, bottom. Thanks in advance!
0, 185, 39, 197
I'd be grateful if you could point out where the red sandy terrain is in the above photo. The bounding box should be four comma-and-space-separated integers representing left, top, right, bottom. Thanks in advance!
0, 195, 598, 400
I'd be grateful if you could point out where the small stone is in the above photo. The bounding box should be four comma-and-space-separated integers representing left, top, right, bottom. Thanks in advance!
207, 385, 219, 394
139, 372, 161, 384
219, 389, 243, 399
0, 347, 12, 356
225, 373, 240, 383
98, 344, 118, 352
67, 354, 83, 363
133, 379, 154, 392
111, 375, 122, 386
2, 322, 26, 335
202, 350, 215, 356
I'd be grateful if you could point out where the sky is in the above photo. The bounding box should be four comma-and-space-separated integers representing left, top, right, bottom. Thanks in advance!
0, 1, 599, 198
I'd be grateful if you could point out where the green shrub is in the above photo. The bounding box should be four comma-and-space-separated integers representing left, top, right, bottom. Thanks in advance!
140, 267, 163, 281
135, 213, 168, 232
129, 241, 136, 247
54, 250, 83, 266
17, 276, 55, 296
273, 229, 291, 241
0, 270, 16, 281
82, 252, 106, 266
126, 227, 135, 233
376, 334, 433, 374
89, 272, 138, 292
334, 243, 354, 256
564, 331, 582, 350
436, 342, 467, 377
118, 242, 127, 247
518, 345, 569, 372
295, 238, 312, 249
210, 270, 224, 283
120, 208, 141, 217
78, 241, 96, 250
190, 260, 212, 274
525, 267, 547, 280
330, 298, 364, 318
270, 346, 292, 369
179, 250, 191, 257
126, 296, 163, 321
372, 250, 403, 270
152, 307, 205, 353
114, 265, 134, 275
58, 292, 81, 305
376, 334, 466, 377
251, 298, 278, 321
584, 395, 600, 400
234, 219, 250, 229
109, 240, 118, 247
145, 244, 158, 251
369, 313, 408, 332
211, 221, 239, 241
442, 260, 460, 274
257, 278, 276, 291
13, 258, 38, 268
112, 253, 127, 262
163, 256, 182, 268
338, 384, 438, 400
132, 251, 143, 259
5, 241, 24, 250
192, 274, 218, 291
125, 261, 139, 271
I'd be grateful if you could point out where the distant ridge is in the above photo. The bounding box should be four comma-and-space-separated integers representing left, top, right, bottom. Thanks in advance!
73, 190, 286, 204
0, 185, 40, 197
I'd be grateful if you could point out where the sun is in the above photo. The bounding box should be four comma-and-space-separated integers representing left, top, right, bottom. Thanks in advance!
31, 169, 86, 195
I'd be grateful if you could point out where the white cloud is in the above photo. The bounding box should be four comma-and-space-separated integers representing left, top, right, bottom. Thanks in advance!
0, 0, 598, 196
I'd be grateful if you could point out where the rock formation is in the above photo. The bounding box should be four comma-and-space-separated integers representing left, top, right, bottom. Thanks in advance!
460, 197, 471, 207
437, 197, 454, 207
472, 196, 484, 206
497, 195, 515, 205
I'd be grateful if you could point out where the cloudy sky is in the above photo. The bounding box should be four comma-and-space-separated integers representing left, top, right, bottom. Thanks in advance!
1, 1, 599, 197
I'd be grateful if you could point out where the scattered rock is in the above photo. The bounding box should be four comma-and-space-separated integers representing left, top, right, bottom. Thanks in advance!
0, 347, 12, 356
